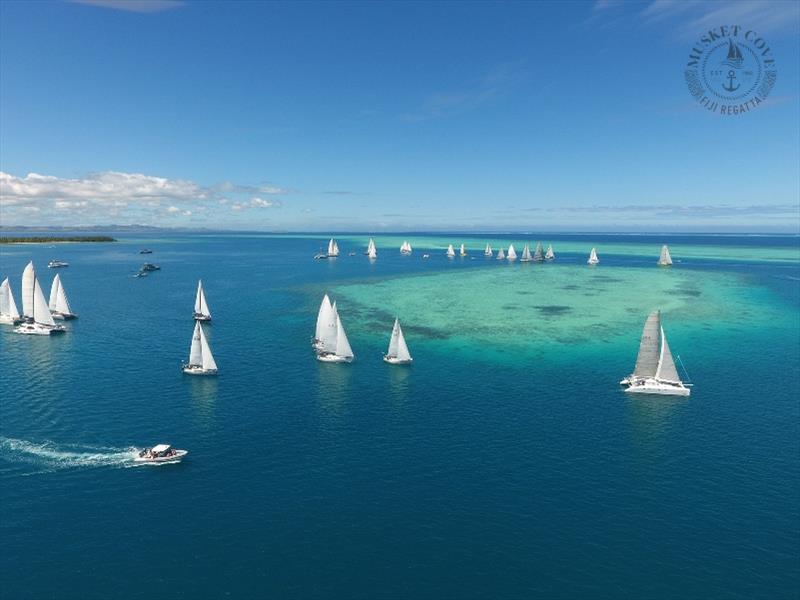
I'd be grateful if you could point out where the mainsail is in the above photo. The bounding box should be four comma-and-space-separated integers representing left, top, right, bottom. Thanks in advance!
195, 280, 211, 317
460, 243, 467, 256
334, 313, 354, 359
496, 247, 506, 259
633, 311, 661, 379
507, 244, 517, 260
327, 238, 340, 257
521, 244, 531, 261
315, 294, 333, 342
189, 321, 203, 366
49, 274, 73, 315
365, 238, 376, 256
319, 300, 339, 351
655, 327, 680, 382
533, 242, 544, 261
0, 277, 20, 319
658, 245, 672, 266
22, 262, 55, 326
387, 318, 411, 361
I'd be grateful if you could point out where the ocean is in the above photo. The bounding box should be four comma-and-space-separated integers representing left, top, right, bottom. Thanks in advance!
1, 233, 798, 599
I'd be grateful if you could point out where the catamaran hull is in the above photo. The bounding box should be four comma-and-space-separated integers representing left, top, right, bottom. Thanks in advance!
14, 323, 66, 335
317, 353, 353, 363
624, 382, 690, 397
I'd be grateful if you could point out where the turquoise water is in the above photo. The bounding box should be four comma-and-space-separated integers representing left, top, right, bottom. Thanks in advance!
1, 233, 798, 599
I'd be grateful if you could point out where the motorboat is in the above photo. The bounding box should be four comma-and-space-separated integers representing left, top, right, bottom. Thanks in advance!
134, 444, 188, 463
141, 263, 160, 271
48, 260, 69, 268
139, 249, 153, 254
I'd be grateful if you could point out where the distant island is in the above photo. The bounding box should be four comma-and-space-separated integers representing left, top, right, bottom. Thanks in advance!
0, 235, 117, 244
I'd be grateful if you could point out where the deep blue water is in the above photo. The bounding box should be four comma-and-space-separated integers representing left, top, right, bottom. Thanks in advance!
1, 233, 798, 599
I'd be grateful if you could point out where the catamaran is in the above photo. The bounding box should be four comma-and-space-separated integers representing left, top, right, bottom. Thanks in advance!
507, 244, 517, 261
327, 238, 340, 258
459, 243, 467, 257
48, 273, 77, 320
657, 244, 673, 266
384, 318, 413, 364
400, 241, 412, 254
520, 243, 532, 262
15, 261, 65, 335
545, 244, 555, 260
533, 242, 544, 262
621, 311, 690, 396
365, 237, 377, 256
496, 247, 506, 259
0, 277, 22, 324
484, 243, 493, 257
193, 279, 212, 321
587, 248, 599, 265
317, 305, 354, 363
183, 321, 218, 375
446, 244, 456, 258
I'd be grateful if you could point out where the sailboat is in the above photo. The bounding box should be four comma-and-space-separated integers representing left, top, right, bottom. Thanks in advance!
545, 244, 555, 260
327, 238, 340, 257
182, 321, 218, 375
621, 311, 690, 396
484, 243, 493, 257
520, 243, 532, 262
15, 261, 65, 335
507, 244, 517, 261
383, 318, 413, 364
48, 274, 78, 320
193, 279, 212, 321
459, 243, 467, 257
317, 304, 354, 363
496, 247, 506, 260
587, 248, 599, 265
533, 242, 544, 262
657, 245, 673, 266
365, 237, 377, 256
400, 241, 412, 254
446, 244, 456, 258
0, 277, 22, 324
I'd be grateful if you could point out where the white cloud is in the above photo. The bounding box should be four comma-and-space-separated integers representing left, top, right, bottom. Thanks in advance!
250, 197, 281, 208
166, 206, 180, 213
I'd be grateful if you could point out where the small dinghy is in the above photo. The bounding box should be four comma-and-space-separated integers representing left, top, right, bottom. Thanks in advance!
135, 444, 188, 463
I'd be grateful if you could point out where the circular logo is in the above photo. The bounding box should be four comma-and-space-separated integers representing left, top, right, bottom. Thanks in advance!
685, 25, 777, 116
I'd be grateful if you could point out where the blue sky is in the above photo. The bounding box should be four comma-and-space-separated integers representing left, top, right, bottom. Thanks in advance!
1, 0, 798, 231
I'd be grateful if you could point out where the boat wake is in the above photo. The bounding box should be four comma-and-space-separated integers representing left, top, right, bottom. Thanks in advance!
0, 436, 140, 473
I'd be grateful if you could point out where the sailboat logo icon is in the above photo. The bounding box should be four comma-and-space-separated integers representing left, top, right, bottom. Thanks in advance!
721, 39, 744, 69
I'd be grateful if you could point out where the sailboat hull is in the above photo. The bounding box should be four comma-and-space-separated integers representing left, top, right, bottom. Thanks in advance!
624, 379, 690, 396
52, 312, 78, 320
383, 356, 412, 365
316, 353, 353, 363
182, 365, 218, 376
193, 313, 212, 322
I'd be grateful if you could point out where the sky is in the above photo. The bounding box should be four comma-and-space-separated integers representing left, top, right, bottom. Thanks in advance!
0, 0, 799, 232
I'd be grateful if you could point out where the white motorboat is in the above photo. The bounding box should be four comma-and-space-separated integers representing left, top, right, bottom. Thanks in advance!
658, 244, 673, 266
49, 273, 78, 320
193, 279, 212, 321
47, 260, 68, 268
383, 318, 412, 364
622, 310, 691, 397
0, 277, 22, 324
182, 321, 218, 375
134, 444, 188, 463
15, 262, 65, 335
587, 247, 599, 265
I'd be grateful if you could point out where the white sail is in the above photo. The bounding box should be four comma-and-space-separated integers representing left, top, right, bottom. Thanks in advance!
319, 300, 339, 351
484, 243, 492, 256
521, 244, 531, 261
633, 311, 661, 379
545, 244, 555, 260
389, 318, 412, 362
189, 321, 203, 366
49, 274, 60, 311
460, 243, 466, 256
55, 277, 72, 315
194, 280, 211, 317
199, 323, 218, 371
655, 326, 680, 382
365, 238, 376, 255
327, 238, 336, 255
334, 313, 354, 359
507, 244, 517, 260
588, 248, 599, 264
406, 241, 412, 253
533, 242, 544, 261
658, 245, 672, 266
21, 262, 55, 326
0, 277, 20, 318
315, 294, 332, 341
496, 248, 505, 259
446, 244, 455, 257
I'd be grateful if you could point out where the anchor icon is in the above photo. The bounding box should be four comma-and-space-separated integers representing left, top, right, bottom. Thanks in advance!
723, 69, 740, 92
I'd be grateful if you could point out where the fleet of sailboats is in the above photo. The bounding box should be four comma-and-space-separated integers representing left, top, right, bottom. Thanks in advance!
587, 247, 599, 265
15, 261, 65, 335
621, 311, 690, 396
194, 280, 212, 321
314, 294, 354, 362
183, 321, 218, 375
384, 318, 412, 364
658, 245, 673, 266
48, 273, 77, 320
0, 277, 22, 325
